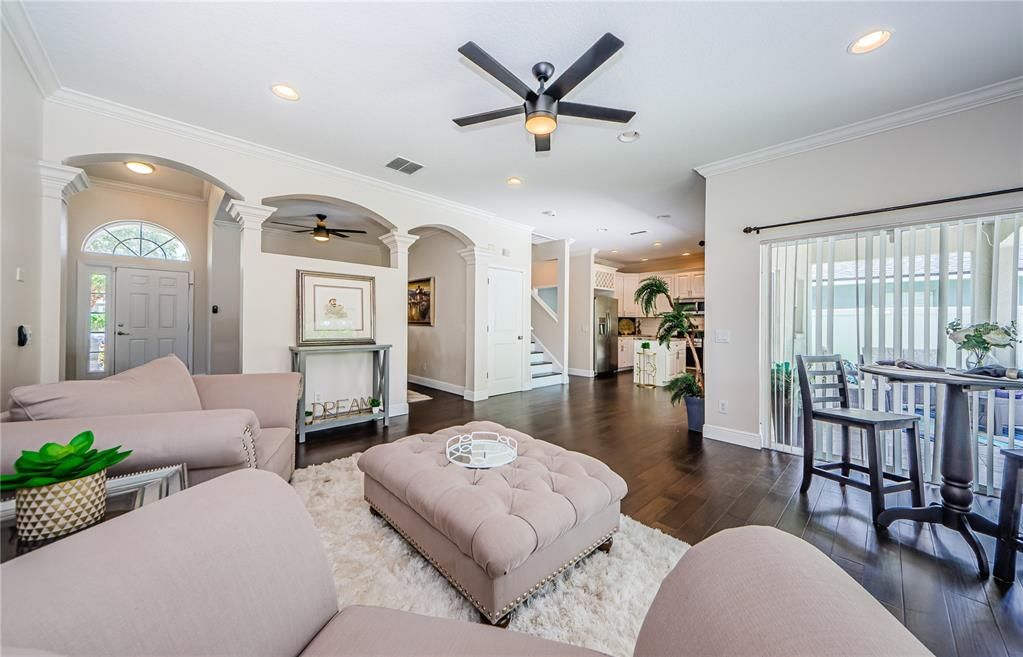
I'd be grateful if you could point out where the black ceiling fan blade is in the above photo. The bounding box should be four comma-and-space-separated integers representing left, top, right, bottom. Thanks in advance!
453, 105, 524, 127
458, 41, 533, 100
558, 101, 635, 123
327, 230, 351, 239
330, 228, 368, 234
546, 33, 624, 101
535, 134, 551, 152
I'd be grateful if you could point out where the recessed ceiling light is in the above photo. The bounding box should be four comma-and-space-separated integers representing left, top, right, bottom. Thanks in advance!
641, 258, 649, 262
848, 30, 892, 55
271, 84, 301, 101
506, 176, 523, 186
541, 210, 556, 216
124, 161, 155, 175
611, 250, 619, 254
653, 242, 662, 247
618, 130, 640, 143
682, 252, 691, 256
656, 214, 671, 220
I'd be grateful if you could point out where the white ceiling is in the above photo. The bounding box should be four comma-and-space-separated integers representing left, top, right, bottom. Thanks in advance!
23, 2, 1023, 264
82, 162, 208, 198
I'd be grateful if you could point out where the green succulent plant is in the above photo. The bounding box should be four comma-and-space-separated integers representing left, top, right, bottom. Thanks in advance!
0, 431, 131, 491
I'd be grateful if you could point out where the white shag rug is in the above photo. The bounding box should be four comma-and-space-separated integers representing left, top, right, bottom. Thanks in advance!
407, 390, 432, 403
292, 455, 689, 657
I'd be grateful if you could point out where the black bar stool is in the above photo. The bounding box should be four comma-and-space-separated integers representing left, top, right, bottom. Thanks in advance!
796, 355, 926, 525
994, 448, 1023, 583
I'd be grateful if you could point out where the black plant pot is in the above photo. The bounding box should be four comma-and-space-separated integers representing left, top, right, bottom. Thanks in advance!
684, 396, 705, 433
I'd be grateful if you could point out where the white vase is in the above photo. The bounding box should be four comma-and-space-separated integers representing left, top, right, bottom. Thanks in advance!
15, 469, 107, 542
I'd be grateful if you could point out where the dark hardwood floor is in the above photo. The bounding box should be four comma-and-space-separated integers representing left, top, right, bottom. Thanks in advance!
298, 372, 1023, 657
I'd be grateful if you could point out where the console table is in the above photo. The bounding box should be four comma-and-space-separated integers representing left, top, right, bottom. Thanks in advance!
290, 344, 391, 444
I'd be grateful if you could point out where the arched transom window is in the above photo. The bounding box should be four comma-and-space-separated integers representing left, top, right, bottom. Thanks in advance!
83, 221, 189, 261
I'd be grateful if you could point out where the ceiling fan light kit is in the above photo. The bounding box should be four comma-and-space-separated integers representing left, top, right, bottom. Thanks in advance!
453, 33, 635, 152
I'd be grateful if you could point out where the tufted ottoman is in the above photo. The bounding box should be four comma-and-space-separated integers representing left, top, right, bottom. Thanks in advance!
357, 421, 628, 626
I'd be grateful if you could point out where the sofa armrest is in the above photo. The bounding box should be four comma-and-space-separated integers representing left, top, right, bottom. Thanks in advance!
0, 470, 339, 657
192, 373, 301, 430
0, 410, 260, 476
634, 526, 933, 657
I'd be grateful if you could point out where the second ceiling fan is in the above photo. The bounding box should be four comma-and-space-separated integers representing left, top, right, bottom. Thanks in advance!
269, 213, 368, 242
452, 33, 635, 152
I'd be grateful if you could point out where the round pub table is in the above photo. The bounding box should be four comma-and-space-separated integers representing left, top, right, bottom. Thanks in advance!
860, 364, 1023, 578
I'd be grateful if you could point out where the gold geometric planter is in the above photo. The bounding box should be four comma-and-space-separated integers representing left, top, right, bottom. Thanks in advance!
15, 470, 106, 542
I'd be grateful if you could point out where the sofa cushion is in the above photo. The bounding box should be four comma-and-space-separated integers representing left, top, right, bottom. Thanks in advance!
299, 605, 604, 657
634, 526, 933, 657
7, 355, 201, 421
357, 421, 627, 577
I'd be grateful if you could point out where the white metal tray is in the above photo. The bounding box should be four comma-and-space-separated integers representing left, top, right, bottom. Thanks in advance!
446, 432, 518, 469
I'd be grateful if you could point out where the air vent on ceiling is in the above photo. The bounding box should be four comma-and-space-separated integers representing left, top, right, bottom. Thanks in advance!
531, 232, 555, 245
385, 157, 424, 175
629, 230, 648, 236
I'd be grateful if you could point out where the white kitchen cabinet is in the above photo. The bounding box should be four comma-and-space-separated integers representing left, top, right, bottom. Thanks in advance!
675, 273, 691, 300
614, 273, 625, 315
622, 274, 640, 316
690, 273, 705, 298
618, 337, 634, 369
655, 275, 674, 314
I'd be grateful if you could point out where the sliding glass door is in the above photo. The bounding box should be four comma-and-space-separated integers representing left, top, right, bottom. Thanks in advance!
765, 212, 1022, 494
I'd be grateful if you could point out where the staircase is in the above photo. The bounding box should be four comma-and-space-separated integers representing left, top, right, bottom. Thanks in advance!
529, 335, 564, 388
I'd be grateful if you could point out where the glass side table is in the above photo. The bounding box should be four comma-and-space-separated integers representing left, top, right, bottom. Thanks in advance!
1, 464, 187, 562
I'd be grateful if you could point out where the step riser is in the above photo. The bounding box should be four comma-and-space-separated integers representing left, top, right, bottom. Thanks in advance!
530, 352, 545, 365
531, 363, 554, 376
531, 374, 563, 388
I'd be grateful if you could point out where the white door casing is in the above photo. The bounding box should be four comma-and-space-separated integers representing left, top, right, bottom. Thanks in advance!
488, 267, 525, 396
114, 267, 191, 373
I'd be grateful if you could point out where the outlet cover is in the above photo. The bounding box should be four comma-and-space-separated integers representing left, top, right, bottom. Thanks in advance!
718, 400, 729, 414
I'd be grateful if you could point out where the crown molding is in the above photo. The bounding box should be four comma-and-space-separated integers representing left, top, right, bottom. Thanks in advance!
1, 1, 59, 97
695, 76, 1023, 178
39, 161, 88, 200
46, 87, 534, 234
88, 177, 206, 205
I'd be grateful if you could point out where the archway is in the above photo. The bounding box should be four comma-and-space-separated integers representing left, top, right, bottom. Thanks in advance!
64, 153, 244, 201
406, 225, 478, 398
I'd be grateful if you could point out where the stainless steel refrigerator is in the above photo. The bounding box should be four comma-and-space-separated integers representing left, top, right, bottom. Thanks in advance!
593, 294, 619, 375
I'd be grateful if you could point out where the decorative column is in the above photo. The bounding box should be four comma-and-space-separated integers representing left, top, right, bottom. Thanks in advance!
458, 246, 491, 402
39, 162, 89, 382
379, 231, 419, 416
226, 200, 276, 372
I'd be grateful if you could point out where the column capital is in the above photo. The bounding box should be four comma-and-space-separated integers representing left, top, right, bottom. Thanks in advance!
39, 161, 89, 200
379, 231, 419, 255
457, 246, 493, 265
226, 200, 276, 230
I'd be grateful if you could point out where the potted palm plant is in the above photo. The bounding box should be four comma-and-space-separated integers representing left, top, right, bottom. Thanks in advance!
1, 431, 131, 542
668, 373, 704, 432
635, 276, 704, 425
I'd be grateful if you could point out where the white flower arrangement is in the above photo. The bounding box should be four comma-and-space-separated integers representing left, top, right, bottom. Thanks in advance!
946, 320, 1020, 367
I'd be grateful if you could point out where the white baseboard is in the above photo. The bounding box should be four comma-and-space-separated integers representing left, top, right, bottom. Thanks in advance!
408, 374, 464, 396
567, 368, 595, 378
388, 403, 410, 418
463, 389, 488, 402
702, 424, 763, 450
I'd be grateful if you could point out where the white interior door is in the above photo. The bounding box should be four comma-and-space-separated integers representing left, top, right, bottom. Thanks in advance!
114, 267, 190, 373
488, 268, 524, 396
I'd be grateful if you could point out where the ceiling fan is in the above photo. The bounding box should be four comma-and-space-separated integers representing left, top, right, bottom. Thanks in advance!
268, 214, 368, 242
452, 32, 635, 152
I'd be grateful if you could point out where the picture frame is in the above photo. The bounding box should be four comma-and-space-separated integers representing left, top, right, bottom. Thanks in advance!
407, 276, 435, 326
296, 270, 375, 345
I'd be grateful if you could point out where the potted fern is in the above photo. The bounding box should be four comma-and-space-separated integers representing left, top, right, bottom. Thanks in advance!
668, 373, 704, 432
1, 431, 131, 542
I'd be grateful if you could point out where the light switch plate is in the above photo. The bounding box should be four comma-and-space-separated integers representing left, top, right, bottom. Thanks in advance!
714, 329, 731, 343
15, 267, 24, 282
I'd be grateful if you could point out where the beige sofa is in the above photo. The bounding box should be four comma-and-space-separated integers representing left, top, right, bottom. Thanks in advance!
1, 356, 301, 484
0, 469, 932, 657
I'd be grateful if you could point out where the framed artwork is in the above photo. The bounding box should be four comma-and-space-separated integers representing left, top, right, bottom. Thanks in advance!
296, 270, 375, 345
407, 277, 434, 326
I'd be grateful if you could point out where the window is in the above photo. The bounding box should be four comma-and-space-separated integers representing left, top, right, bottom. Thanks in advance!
87, 272, 108, 374
84, 221, 189, 261
765, 213, 1023, 493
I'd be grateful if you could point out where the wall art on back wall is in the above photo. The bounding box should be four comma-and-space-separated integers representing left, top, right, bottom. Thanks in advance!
296, 270, 375, 345
407, 276, 435, 326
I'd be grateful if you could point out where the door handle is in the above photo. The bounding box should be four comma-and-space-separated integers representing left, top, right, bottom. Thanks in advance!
117, 331, 131, 336
517, 336, 522, 340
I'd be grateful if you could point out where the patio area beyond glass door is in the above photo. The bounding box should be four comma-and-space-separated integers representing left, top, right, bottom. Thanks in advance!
764, 213, 1023, 495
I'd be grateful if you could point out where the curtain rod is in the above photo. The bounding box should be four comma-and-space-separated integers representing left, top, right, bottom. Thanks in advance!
742, 186, 1023, 235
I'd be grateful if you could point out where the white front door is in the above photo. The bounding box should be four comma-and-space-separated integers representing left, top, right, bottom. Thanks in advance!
488, 268, 524, 396
114, 267, 190, 373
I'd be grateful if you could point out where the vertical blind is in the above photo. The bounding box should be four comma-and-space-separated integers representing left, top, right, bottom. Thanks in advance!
765, 212, 1023, 494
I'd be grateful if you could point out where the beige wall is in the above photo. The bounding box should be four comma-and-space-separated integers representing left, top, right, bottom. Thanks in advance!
407, 230, 467, 391
1, 32, 45, 404
532, 258, 559, 288
66, 183, 210, 375
567, 251, 595, 375
261, 229, 388, 267
703, 96, 1023, 447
